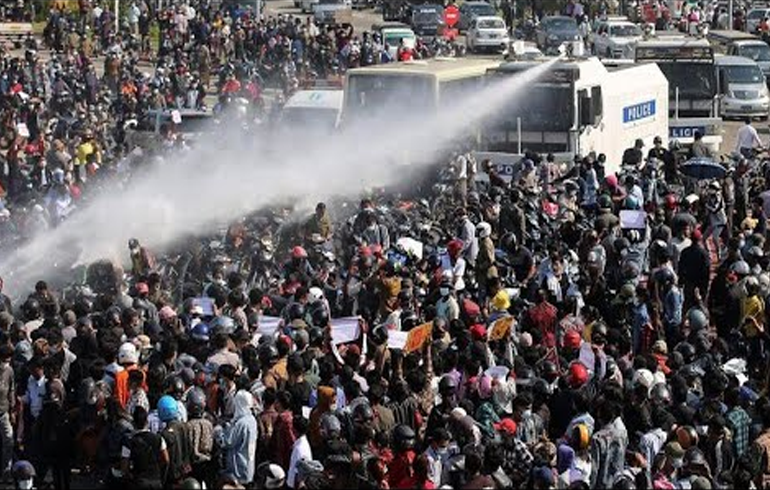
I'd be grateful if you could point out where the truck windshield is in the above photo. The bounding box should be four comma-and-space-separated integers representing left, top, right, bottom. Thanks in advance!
491, 85, 573, 131
345, 73, 435, 120
738, 44, 770, 62
413, 9, 441, 24
282, 108, 339, 130
722, 65, 765, 83
658, 62, 716, 98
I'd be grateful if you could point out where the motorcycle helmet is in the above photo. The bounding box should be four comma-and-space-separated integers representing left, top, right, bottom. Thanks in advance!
308, 286, 324, 303
118, 342, 139, 365
178, 478, 202, 490
190, 322, 210, 342
258, 343, 279, 366
291, 246, 308, 259
157, 395, 179, 423
258, 462, 286, 490
352, 403, 375, 425
308, 302, 328, 328
687, 309, 708, 331
210, 316, 236, 335
675, 342, 696, 364
439, 375, 458, 396
287, 302, 306, 322
476, 222, 492, 239
165, 375, 185, 399
650, 382, 672, 405
186, 387, 207, 419
393, 424, 416, 451
79, 378, 100, 407
540, 360, 559, 383
308, 327, 324, 347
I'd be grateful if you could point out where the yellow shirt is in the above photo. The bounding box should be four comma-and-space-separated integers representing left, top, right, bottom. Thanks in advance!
742, 295, 765, 337
75, 142, 95, 166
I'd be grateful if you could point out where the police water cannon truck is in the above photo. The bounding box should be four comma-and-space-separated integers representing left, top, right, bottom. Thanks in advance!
479, 55, 669, 174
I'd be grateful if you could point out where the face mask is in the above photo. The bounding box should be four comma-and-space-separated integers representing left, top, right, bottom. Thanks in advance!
18, 480, 32, 490
440, 288, 450, 297
522, 409, 532, 418
672, 457, 683, 469
437, 447, 449, 458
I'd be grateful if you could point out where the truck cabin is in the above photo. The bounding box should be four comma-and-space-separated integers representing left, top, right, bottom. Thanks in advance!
485, 62, 591, 154
635, 40, 717, 117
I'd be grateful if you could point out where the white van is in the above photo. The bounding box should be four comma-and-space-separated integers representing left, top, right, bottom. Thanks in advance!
281, 90, 343, 132
715, 54, 770, 119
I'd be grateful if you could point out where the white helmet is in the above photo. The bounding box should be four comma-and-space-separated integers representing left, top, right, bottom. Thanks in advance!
633, 368, 654, 393
118, 342, 138, 365
476, 222, 492, 239
308, 287, 324, 303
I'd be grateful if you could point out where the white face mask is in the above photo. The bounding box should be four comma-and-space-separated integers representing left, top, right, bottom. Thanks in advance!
18, 479, 33, 490
440, 288, 450, 297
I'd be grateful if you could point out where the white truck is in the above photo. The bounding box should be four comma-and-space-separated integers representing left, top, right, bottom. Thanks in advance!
482, 56, 669, 174
634, 34, 723, 153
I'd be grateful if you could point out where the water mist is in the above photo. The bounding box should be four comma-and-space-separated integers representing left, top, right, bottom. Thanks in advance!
1, 56, 561, 295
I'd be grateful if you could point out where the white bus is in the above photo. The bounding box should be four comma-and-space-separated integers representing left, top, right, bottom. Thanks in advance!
341, 57, 502, 126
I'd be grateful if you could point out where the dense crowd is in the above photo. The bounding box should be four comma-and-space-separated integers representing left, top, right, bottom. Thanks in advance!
2, 1, 770, 490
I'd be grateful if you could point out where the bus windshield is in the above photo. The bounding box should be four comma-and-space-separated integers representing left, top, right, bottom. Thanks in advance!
345, 73, 435, 119
658, 62, 716, 98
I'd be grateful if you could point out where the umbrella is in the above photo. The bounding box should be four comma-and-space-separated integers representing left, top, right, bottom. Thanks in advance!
680, 157, 726, 180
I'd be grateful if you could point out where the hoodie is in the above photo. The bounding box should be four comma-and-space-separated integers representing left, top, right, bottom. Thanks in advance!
224, 390, 258, 484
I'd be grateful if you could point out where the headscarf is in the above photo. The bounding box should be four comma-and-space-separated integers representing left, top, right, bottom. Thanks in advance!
233, 390, 254, 421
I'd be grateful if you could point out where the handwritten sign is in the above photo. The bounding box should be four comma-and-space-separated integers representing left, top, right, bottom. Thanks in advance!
620, 210, 647, 229
257, 316, 282, 337
404, 322, 433, 353
330, 317, 360, 345
387, 330, 408, 350
192, 297, 215, 317
489, 316, 514, 341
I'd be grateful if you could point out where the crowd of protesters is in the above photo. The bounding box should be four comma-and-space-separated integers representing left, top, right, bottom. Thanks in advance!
2, 1, 770, 490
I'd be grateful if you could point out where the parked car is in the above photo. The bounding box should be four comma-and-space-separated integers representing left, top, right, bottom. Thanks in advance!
535, 15, 581, 54
457, 1, 496, 32
591, 17, 643, 59
715, 54, 770, 119
466, 16, 509, 53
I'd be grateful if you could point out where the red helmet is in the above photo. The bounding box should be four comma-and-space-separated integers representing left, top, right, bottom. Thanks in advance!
447, 239, 464, 258
568, 362, 589, 388
664, 194, 678, 210
291, 246, 308, 259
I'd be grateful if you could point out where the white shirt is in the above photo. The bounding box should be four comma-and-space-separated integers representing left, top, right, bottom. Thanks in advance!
736, 123, 763, 151
287, 435, 312, 488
